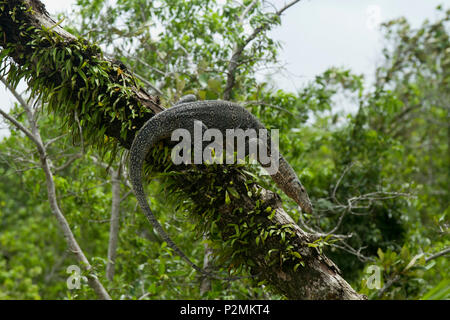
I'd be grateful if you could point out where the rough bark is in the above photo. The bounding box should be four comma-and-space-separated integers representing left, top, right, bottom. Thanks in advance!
0, 0, 365, 299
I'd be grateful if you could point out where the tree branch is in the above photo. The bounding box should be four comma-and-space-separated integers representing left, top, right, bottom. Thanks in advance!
426, 247, 450, 262
0, 80, 111, 300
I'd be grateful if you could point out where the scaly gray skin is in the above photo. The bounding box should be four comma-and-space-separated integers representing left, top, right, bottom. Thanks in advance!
129, 98, 313, 277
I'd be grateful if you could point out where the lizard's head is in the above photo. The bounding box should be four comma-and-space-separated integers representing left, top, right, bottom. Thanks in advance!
290, 180, 313, 214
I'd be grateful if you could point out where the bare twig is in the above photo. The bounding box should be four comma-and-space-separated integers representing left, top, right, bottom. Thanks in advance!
331, 162, 355, 206
53, 153, 83, 172
134, 72, 164, 96
199, 235, 214, 296
377, 274, 401, 298
74, 111, 85, 154
239, 0, 258, 25
44, 134, 67, 148
329, 242, 374, 263
426, 247, 450, 262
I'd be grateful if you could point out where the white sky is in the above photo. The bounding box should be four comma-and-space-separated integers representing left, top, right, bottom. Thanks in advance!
0, 0, 447, 137
268, 0, 446, 91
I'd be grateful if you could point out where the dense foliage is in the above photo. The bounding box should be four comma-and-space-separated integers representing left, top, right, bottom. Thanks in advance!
0, 1, 448, 299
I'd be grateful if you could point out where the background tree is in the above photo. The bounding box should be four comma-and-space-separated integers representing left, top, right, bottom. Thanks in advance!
0, 0, 447, 299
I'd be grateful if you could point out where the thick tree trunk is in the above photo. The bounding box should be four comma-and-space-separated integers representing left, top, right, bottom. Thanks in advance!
0, 0, 365, 299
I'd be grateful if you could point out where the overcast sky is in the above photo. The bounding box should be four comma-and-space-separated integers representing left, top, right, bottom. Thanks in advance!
0, 0, 447, 137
